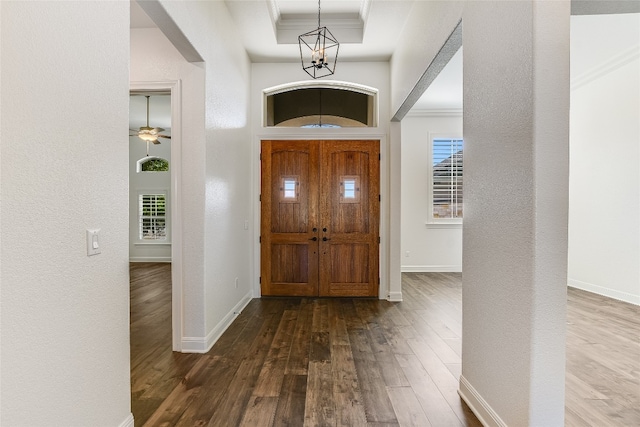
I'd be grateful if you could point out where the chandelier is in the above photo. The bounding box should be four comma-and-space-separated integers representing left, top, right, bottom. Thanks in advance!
298, 0, 339, 79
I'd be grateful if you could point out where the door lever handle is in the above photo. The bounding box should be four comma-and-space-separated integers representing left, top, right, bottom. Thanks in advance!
309, 237, 318, 241
322, 237, 331, 241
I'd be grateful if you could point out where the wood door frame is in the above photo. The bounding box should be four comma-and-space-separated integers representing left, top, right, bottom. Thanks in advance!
253, 133, 390, 300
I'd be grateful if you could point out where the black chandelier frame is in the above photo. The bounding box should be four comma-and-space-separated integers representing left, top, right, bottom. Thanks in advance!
298, 0, 339, 79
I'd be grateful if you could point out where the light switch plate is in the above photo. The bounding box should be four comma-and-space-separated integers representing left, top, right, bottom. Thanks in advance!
87, 229, 101, 256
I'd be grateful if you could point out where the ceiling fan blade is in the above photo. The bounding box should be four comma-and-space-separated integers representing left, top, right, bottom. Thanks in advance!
158, 134, 171, 139
155, 127, 165, 133
151, 139, 162, 145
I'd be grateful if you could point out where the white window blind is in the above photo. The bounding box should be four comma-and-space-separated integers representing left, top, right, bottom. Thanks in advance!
139, 193, 167, 240
432, 138, 463, 220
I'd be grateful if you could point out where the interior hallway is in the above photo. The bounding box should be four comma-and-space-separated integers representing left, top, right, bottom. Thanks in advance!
130, 264, 639, 426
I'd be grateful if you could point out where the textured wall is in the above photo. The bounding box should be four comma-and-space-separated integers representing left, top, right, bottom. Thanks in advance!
1, 2, 131, 425
462, 1, 570, 425
156, 0, 254, 342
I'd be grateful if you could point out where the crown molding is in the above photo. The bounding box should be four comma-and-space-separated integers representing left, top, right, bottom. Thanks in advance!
406, 108, 463, 118
571, 45, 639, 91
276, 14, 364, 44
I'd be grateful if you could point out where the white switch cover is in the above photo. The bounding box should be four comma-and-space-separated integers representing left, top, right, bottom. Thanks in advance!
87, 229, 101, 256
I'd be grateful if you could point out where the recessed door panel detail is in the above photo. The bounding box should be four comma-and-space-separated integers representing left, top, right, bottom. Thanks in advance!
327, 151, 370, 234
261, 140, 379, 297
271, 151, 309, 233
271, 244, 309, 283
329, 244, 369, 283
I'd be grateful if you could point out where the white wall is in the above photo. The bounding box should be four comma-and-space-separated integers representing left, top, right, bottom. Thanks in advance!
401, 113, 463, 272
390, 1, 464, 116
568, 14, 640, 305
389, 0, 465, 297
1, 2, 132, 426
129, 98, 172, 263
153, 1, 254, 351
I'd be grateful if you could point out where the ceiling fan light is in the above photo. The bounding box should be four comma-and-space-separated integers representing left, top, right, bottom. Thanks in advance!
135, 95, 163, 142
138, 130, 159, 142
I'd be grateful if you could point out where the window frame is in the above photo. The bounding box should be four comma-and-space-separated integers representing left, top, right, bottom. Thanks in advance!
138, 190, 169, 242
136, 156, 169, 173
263, 80, 379, 128
427, 133, 463, 228
279, 175, 300, 203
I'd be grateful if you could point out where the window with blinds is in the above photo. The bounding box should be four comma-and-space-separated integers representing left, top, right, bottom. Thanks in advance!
431, 138, 463, 221
139, 193, 167, 240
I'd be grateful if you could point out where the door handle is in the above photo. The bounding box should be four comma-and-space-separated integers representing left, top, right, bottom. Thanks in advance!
322, 237, 331, 241
323, 227, 328, 232
310, 237, 318, 241
312, 227, 318, 232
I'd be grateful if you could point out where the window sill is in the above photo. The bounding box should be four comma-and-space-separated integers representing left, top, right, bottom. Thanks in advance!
425, 222, 462, 229
134, 242, 172, 246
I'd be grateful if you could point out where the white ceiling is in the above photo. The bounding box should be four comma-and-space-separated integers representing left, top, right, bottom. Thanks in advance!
131, 1, 640, 117
225, 0, 415, 62
132, 1, 414, 63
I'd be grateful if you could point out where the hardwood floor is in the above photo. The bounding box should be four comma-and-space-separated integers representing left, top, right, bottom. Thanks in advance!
565, 287, 640, 426
130, 265, 640, 426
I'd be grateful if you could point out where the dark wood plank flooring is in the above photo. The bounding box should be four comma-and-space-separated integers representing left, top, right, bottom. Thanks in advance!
130, 265, 639, 426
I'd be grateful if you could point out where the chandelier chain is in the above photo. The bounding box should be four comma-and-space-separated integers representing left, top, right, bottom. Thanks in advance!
318, 0, 321, 29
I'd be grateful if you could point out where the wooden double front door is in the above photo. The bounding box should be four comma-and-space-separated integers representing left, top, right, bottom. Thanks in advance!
261, 140, 380, 297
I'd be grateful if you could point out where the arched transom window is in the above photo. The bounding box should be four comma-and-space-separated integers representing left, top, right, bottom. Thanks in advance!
264, 81, 378, 128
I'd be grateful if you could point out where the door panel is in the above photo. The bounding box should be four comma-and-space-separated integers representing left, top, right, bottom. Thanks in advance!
261, 139, 379, 297
319, 141, 379, 297
261, 140, 319, 296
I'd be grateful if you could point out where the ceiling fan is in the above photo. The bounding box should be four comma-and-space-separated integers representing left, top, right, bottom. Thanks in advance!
130, 95, 171, 144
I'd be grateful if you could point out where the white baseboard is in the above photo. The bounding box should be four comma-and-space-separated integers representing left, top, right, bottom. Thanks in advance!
118, 413, 134, 427
568, 279, 640, 306
129, 257, 171, 263
181, 291, 254, 353
401, 265, 462, 273
388, 291, 403, 302
458, 375, 507, 427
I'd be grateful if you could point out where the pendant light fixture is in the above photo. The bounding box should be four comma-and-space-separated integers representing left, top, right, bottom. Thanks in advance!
298, 0, 339, 79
